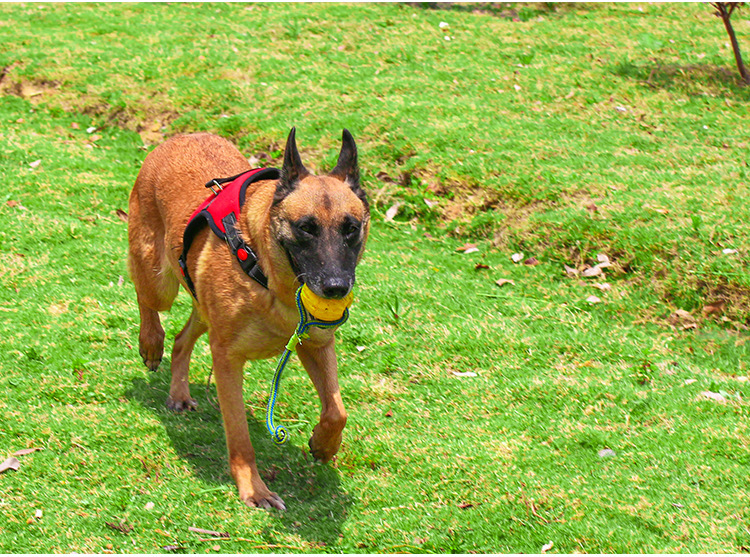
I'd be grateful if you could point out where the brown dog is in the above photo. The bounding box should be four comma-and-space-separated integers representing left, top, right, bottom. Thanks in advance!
127, 128, 369, 510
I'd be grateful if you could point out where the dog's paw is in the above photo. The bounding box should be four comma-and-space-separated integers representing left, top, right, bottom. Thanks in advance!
140, 352, 162, 372
139, 334, 164, 372
308, 436, 338, 463
242, 492, 286, 512
165, 395, 198, 412
308, 426, 343, 463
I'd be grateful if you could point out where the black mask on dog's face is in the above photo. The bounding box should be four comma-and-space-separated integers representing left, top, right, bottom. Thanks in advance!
271, 128, 369, 299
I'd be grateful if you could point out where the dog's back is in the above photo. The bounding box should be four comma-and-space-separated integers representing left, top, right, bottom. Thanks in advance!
127, 134, 249, 310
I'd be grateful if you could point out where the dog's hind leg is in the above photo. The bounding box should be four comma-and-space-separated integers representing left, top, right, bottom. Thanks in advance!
127, 185, 179, 372
166, 306, 207, 411
136, 304, 166, 371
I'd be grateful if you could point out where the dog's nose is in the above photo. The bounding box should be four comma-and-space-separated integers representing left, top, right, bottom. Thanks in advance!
320, 277, 351, 299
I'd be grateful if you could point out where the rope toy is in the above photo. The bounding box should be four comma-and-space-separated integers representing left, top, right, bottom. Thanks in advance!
265, 284, 353, 445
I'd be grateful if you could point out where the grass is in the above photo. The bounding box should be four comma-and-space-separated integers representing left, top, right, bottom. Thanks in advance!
0, 2, 749, 553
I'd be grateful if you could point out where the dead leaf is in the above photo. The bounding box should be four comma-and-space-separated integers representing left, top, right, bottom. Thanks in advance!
474, 263, 490, 270
106, 521, 134, 534
34, 509, 43, 519
564, 264, 579, 277
115, 209, 128, 223
29, 159, 41, 169
7, 200, 19, 208
375, 171, 394, 182
541, 541, 554, 553
452, 371, 478, 378
424, 198, 439, 208
456, 243, 478, 253
384, 203, 401, 222
700, 391, 726, 403
582, 266, 603, 278
722, 248, 738, 255
684, 379, 697, 385
13, 448, 42, 456
668, 309, 697, 330
511, 252, 524, 263
458, 502, 475, 509
592, 282, 611, 292
523, 257, 540, 266
385, 410, 393, 418
702, 300, 726, 317
564, 89, 575, 99
89, 134, 102, 142
71, 122, 80, 130
586, 295, 602, 304
598, 448, 616, 458
596, 254, 611, 267
585, 202, 598, 213
0, 457, 21, 474
495, 279, 515, 288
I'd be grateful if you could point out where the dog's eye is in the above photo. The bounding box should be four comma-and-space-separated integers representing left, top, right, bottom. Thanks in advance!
294, 219, 319, 237
341, 219, 361, 240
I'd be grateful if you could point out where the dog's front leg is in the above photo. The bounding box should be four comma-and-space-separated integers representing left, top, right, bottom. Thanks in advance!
296, 338, 348, 462
211, 345, 286, 511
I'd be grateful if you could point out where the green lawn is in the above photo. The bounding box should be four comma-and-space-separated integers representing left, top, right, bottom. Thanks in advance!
0, 3, 748, 553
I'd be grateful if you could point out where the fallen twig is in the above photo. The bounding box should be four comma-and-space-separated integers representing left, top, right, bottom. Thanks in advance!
188, 526, 229, 538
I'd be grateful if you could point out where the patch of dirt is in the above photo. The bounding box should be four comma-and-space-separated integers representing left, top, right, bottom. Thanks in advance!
0, 76, 61, 101
697, 277, 750, 326
613, 61, 744, 95
135, 115, 179, 146
0, 63, 178, 145
0, 62, 21, 85
405, 2, 569, 19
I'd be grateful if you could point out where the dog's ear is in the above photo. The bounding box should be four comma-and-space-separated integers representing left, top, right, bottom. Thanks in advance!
330, 129, 365, 202
275, 127, 309, 203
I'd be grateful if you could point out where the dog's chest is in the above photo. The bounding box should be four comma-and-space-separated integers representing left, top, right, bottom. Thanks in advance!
228, 309, 337, 361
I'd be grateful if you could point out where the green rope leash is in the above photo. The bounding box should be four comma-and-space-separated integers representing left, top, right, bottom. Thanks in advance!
265, 287, 349, 445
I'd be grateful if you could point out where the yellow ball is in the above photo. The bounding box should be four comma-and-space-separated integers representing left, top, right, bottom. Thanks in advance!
300, 284, 354, 321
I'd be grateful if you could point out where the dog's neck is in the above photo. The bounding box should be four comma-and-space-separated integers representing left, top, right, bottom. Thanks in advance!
241, 179, 300, 306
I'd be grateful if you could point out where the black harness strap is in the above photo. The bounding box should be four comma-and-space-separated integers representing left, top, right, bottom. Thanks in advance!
221, 212, 269, 289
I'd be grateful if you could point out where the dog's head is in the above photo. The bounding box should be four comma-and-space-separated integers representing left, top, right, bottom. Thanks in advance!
271, 127, 370, 299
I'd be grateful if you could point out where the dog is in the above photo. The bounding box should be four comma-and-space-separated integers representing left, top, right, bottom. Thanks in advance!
127, 128, 369, 510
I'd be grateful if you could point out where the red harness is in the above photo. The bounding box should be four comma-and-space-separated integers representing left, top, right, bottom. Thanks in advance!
178, 168, 280, 299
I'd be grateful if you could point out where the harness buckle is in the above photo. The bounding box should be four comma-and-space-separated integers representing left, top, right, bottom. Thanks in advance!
207, 179, 224, 196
